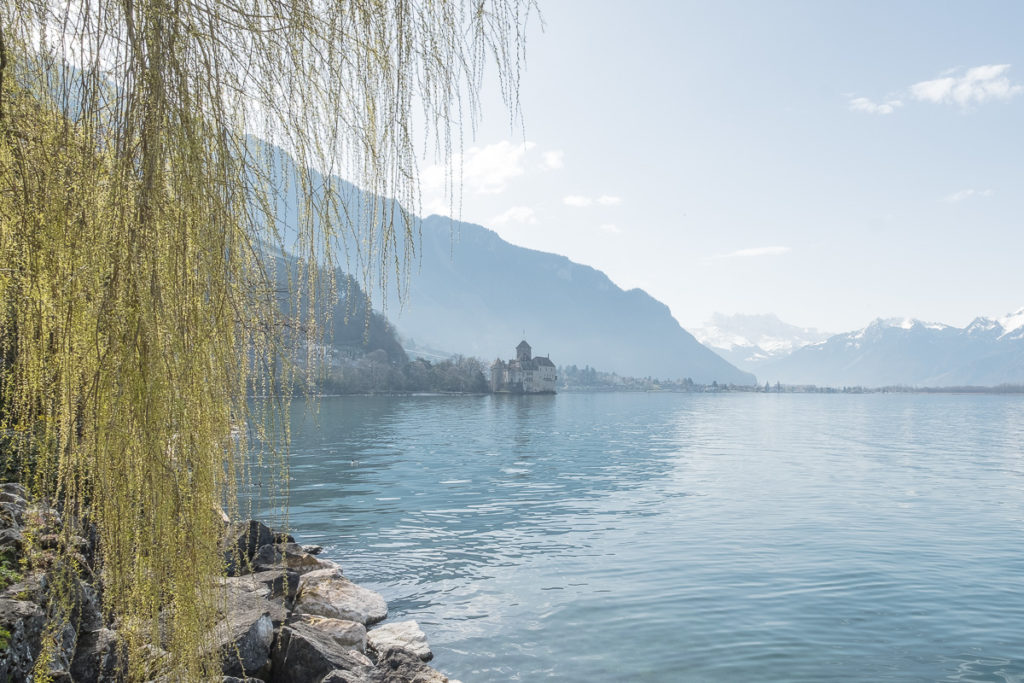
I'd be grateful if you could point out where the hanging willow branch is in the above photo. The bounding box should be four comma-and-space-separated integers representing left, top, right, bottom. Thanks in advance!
0, 0, 535, 678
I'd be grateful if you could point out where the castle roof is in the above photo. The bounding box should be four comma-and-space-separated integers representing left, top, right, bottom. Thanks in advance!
516, 340, 531, 350
534, 356, 555, 367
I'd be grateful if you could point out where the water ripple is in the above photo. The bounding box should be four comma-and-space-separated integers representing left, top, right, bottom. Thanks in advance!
248, 393, 1024, 682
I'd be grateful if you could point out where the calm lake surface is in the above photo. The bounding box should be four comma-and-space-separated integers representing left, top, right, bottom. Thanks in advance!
264, 393, 1024, 682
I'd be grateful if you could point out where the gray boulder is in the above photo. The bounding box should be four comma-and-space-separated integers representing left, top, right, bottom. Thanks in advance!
270, 620, 374, 683
295, 614, 367, 653
216, 572, 293, 678
249, 569, 301, 604
0, 501, 24, 528
0, 491, 26, 508
367, 621, 432, 662
220, 575, 289, 627
0, 483, 28, 499
69, 627, 119, 681
224, 520, 277, 575
321, 670, 374, 683
217, 610, 274, 679
0, 527, 22, 552
368, 647, 451, 683
0, 598, 46, 682
252, 542, 328, 574
293, 575, 387, 626
297, 565, 343, 591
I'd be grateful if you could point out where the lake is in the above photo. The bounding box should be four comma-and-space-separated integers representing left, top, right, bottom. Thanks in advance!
259, 392, 1024, 681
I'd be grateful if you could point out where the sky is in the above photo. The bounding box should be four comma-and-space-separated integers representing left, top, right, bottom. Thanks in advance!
415, 0, 1024, 334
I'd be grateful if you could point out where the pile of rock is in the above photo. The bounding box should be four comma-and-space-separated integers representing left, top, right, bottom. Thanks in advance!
216, 519, 456, 683
0, 489, 459, 682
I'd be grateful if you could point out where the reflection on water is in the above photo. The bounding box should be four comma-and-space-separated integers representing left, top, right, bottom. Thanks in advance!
249, 393, 1024, 682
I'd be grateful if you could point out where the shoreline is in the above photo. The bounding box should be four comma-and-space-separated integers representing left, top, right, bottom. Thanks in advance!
0, 486, 459, 682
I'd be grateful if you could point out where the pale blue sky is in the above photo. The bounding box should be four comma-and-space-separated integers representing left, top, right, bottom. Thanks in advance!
418, 1, 1024, 333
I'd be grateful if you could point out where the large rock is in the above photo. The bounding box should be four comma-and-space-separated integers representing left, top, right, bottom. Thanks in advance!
249, 569, 301, 604
367, 621, 432, 662
0, 527, 23, 552
224, 520, 277, 575
0, 502, 24, 528
45, 619, 78, 680
295, 614, 367, 653
220, 575, 289, 627
293, 575, 387, 626
321, 672, 366, 683
0, 491, 26, 508
252, 542, 328, 574
215, 571, 294, 678
217, 610, 274, 679
69, 627, 119, 681
0, 574, 82, 680
368, 647, 451, 683
270, 620, 374, 683
0, 598, 46, 682
297, 566, 343, 592
0, 483, 28, 499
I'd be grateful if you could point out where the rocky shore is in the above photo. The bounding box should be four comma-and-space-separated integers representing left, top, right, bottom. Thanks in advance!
0, 482, 457, 682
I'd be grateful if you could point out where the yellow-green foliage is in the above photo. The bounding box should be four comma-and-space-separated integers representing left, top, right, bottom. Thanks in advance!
0, 0, 533, 678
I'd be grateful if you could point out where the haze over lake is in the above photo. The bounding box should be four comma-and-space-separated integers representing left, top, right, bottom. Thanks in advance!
257, 393, 1024, 682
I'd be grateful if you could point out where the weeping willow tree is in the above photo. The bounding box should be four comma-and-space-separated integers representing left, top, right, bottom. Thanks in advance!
0, 0, 534, 677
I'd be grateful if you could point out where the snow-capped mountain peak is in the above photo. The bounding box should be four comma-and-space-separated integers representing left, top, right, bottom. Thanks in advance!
966, 316, 1000, 334
691, 313, 832, 371
758, 306, 1024, 387
872, 317, 948, 331
998, 307, 1024, 338
853, 318, 948, 339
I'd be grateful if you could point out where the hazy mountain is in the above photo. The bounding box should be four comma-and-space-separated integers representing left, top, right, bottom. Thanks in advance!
758, 309, 1024, 387
386, 215, 755, 385
270, 249, 408, 364
257, 140, 753, 384
691, 313, 832, 372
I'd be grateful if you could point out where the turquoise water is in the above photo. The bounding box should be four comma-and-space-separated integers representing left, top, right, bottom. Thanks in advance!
266, 393, 1024, 681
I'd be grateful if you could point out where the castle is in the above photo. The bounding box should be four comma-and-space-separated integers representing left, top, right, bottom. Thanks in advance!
490, 340, 557, 394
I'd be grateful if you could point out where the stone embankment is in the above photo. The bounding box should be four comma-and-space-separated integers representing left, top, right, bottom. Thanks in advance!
0, 483, 457, 682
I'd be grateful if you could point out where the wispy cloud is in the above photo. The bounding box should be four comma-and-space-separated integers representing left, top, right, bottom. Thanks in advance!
943, 188, 994, 202
717, 246, 792, 259
542, 150, 564, 170
491, 206, 537, 225
564, 194, 622, 207
911, 64, 1023, 106
849, 64, 1022, 116
463, 141, 536, 194
848, 96, 903, 115
600, 223, 621, 234
422, 140, 535, 196
420, 197, 451, 217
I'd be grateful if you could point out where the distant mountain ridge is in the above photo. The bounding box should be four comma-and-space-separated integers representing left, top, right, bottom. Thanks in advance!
386, 215, 755, 385
261, 140, 754, 385
691, 313, 832, 372
758, 309, 1024, 387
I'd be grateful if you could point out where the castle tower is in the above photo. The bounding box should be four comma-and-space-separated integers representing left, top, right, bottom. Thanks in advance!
516, 340, 532, 362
